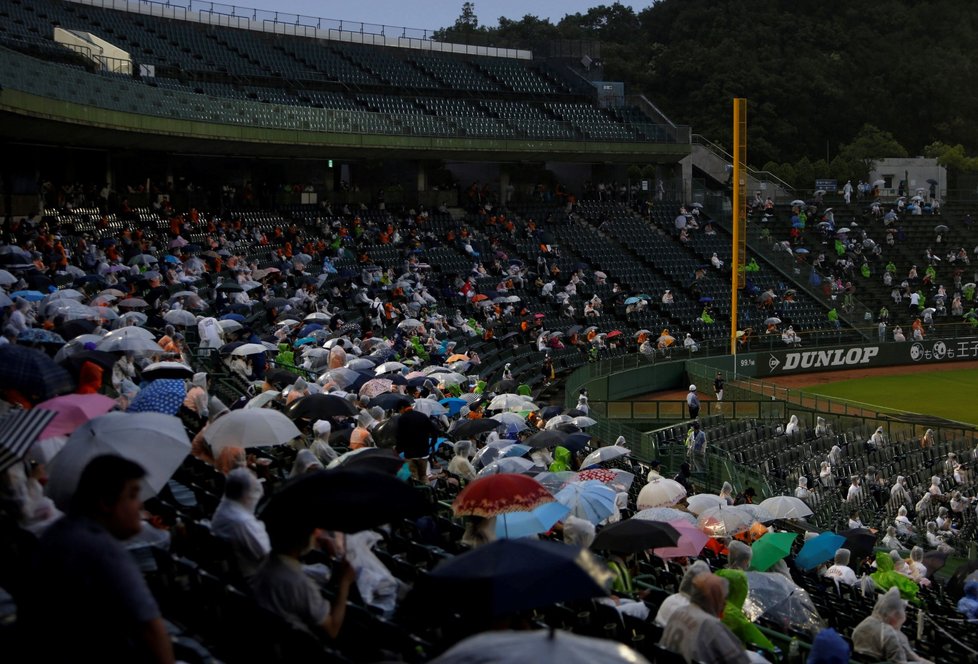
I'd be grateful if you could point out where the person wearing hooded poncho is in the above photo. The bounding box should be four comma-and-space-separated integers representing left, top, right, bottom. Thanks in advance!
714, 569, 776, 653
823, 548, 857, 586
447, 441, 477, 482
958, 580, 978, 620
549, 446, 573, 473
655, 561, 711, 627
871, 551, 919, 602
659, 572, 750, 664
852, 587, 934, 663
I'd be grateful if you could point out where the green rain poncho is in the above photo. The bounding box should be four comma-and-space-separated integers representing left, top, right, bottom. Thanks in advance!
745, 258, 760, 273
549, 446, 572, 472
700, 308, 715, 324
275, 343, 296, 370
871, 551, 919, 602
714, 569, 776, 652
834, 239, 846, 256
860, 263, 871, 279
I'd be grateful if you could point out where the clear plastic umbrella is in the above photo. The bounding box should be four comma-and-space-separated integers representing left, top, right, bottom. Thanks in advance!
743, 571, 824, 636
685, 493, 726, 515
758, 495, 814, 519
634, 507, 697, 525
696, 506, 753, 537
580, 445, 630, 469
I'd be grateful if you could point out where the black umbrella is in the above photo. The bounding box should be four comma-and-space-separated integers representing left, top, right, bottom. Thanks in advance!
525, 430, 569, 449
216, 281, 245, 293
330, 448, 405, 475
539, 405, 563, 419
563, 432, 592, 453
260, 468, 428, 534
492, 379, 517, 393
840, 528, 877, 560
449, 418, 502, 439
264, 368, 301, 389
369, 392, 414, 411
408, 539, 613, 619
287, 394, 358, 421
0, 345, 75, 402
328, 427, 354, 447
565, 409, 586, 417
591, 519, 681, 554
56, 319, 98, 341
394, 410, 439, 459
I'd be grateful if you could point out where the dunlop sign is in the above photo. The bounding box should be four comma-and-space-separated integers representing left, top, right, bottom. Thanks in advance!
753, 339, 978, 377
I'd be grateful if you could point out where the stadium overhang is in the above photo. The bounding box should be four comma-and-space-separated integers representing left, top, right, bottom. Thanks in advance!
0, 89, 690, 164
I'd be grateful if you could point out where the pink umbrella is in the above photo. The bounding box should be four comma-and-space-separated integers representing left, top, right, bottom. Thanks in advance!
405, 371, 427, 380
169, 237, 189, 248
651, 520, 710, 559
36, 393, 118, 439
359, 378, 394, 399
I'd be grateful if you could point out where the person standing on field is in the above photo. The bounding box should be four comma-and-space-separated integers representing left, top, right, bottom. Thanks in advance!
714, 373, 724, 402
687, 384, 700, 419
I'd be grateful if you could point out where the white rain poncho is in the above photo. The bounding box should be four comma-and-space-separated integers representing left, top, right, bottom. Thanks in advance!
851, 588, 931, 663
654, 560, 710, 627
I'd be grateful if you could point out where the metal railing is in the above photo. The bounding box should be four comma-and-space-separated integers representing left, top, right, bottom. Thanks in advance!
691, 134, 796, 197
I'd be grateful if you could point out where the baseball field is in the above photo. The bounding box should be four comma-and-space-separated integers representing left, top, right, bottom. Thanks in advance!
797, 366, 978, 425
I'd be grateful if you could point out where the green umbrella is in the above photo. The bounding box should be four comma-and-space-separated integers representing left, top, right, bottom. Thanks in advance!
750, 531, 797, 571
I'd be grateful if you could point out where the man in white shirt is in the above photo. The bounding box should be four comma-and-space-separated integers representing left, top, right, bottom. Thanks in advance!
210, 468, 270, 578
824, 548, 857, 586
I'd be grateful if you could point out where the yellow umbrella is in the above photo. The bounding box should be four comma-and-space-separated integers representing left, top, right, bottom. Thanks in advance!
446, 353, 469, 363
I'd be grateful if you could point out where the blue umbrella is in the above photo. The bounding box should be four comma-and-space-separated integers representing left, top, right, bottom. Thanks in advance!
699, 296, 713, 303
439, 397, 467, 416
300, 323, 323, 337
624, 296, 643, 305
555, 480, 617, 525
293, 337, 316, 347
499, 444, 532, 459
164, 255, 180, 264
496, 501, 570, 539
10, 290, 45, 302
795, 247, 810, 254
0, 345, 75, 400
794, 531, 846, 570
220, 313, 246, 322
18, 329, 66, 345
127, 379, 186, 416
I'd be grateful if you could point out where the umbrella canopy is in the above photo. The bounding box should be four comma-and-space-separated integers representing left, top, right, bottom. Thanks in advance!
439, 397, 468, 417
736, 503, 777, 524
652, 520, 711, 559
127, 379, 186, 415
686, 493, 727, 515
795, 531, 847, 570
416, 539, 613, 620
697, 506, 753, 537
758, 495, 813, 519
840, 528, 877, 560
204, 409, 301, 453
374, 361, 407, 375
287, 394, 358, 421
97, 335, 164, 355
495, 501, 570, 539
450, 418, 503, 439
634, 507, 697, 525
580, 445, 630, 469
562, 432, 592, 454
576, 468, 634, 492
141, 361, 195, 381
636, 477, 687, 509
0, 409, 57, 474
524, 429, 568, 449
555, 480, 618, 525
369, 392, 414, 411
478, 457, 537, 476
570, 416, 597, 428
326, 448, 405, 475
412, 398, 448, 417
46, 412, 190, 510
743, 572, 824, 635
359, 378, 394, 399
246, 390, 281, 409
320, 367, 360, 390
750, 531, 798, 571
591, 519, 681, 554
430, 629, 648, 664
117, 297, 149, 309
489, 394, 538, 412
261, 468, 428, 534
36, 393, 118, 440
453, 473, 555, 518
230, 343, 268, 356
0, 345, 75, 401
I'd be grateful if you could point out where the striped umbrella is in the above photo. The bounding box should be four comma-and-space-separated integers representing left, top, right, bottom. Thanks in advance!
0, 409, 56, 473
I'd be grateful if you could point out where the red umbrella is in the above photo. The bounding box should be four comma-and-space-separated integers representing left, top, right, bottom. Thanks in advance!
453, 473, 555, 518
605, 330, 622, 339
472, 294, 489, 303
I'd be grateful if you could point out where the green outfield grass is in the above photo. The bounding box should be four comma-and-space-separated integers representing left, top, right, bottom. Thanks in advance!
799, 367, 978, 425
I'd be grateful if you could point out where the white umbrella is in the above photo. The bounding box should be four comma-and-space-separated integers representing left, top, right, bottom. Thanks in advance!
141, 361, 195, 381
116, 311, 148, 328
375, 361, 407, 375
758, 495, 814, 519
163, 309, 197, 327
545, 415, 573, 430
580, 445, 630, 469
245, 390, 281, 409
230, 343, 268, 356
791, 199, 805, 206
103, 326, 156, 341
489, 394, 537, 411
696, 506, 753, 537
491, 412, 529, 428
477, 457, 537, 476
436, 372, 469, 388
304, 312, 331, 322
217, 319, 244, 333
204, 409, 301, 454
430, 628, 648, 664
686, 493, 727, 515
571, 416, 597, 428
0, 269, 16, 286
345, 358, 376, 371
45, 412, 190, 510
397, 318, 423, 330
97, 335, 164, 354
412, 399, 448, 417
634, 507, 697, 525
636, 477, 687, 509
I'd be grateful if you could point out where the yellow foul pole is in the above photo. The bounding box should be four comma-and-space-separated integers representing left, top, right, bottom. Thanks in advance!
731, 98, 747, 355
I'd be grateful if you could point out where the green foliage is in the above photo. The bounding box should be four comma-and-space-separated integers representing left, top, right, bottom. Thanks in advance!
433, 0, 978, 168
